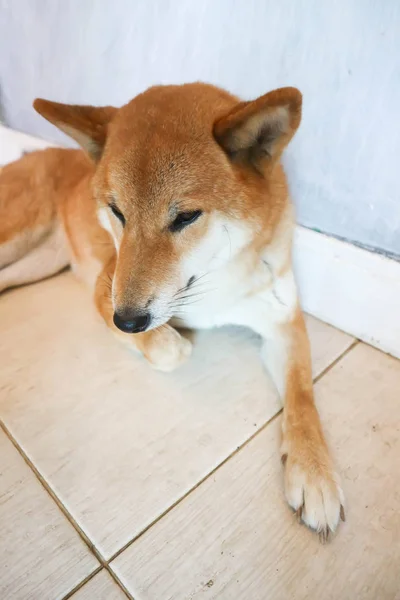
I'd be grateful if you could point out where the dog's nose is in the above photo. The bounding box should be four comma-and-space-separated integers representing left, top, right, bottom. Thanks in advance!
113, 311, 151, 334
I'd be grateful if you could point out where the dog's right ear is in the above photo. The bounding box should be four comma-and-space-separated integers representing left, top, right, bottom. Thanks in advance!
213, 87, 302, 174
33, 99, 117, 161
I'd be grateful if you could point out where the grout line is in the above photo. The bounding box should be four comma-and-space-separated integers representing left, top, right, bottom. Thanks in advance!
106, 407, 282, 564
0, 337, 360, 597
107, 339, 360, 563
104, 564, 136, 600
61, 567, 103, 600
0, 420, 136, 598
0, 421, 136, 598
60, 566, 134, 600
313, 339, 359, 385
0, 419, 107, 563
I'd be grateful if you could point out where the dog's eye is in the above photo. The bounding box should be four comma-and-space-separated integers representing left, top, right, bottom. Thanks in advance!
170, 210, 202, 232
109, 204, 125, 226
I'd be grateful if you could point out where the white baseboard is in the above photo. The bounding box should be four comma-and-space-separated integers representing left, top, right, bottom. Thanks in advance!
2, 125, 399, 359
294, 227, 400, 359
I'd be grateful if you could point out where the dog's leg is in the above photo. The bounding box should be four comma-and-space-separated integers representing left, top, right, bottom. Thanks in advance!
94, 259, 192, 372
0, 154, 66, 289
0, 227, 49, 270
263, 303, 345, 541
0, 224, 69, 293
227, 267, 345, 540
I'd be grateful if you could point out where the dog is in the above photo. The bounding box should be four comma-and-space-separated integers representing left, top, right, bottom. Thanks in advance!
0, 83, 345, 540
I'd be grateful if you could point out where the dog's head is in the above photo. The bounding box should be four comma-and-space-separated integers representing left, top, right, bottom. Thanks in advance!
34, 83, 301, 333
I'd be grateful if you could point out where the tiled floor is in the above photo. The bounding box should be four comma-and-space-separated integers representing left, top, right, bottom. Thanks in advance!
0, 272, 399, 600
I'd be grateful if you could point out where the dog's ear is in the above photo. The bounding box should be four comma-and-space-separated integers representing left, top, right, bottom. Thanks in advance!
213, 87, 302, 173
33, 99, 117, 161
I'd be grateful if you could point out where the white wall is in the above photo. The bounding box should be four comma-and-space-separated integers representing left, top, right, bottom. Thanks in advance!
1, 0, 399, 256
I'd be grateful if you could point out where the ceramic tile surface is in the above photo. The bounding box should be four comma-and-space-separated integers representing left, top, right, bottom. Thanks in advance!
0, 274, 352, 559
70, 571, 127, 600
111, 344, 400, 600
0, 430, 98, 600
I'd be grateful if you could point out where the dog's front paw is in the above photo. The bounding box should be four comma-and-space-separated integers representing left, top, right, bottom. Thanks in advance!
144, 325, 192, 372
281, 433, 345, 542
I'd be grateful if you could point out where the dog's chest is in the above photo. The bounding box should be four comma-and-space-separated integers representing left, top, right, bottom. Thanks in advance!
173, 251, 273, 330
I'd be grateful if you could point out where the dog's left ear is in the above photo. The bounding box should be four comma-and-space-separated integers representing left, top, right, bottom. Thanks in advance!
213, 87, 302, 172
33, 99, 117, 161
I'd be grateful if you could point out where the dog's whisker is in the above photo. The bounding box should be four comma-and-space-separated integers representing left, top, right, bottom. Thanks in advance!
180, 283, 216, 294
175, 291, 207, 301
170, 298, 201, 309
173, 271, 211, 298
223, 225, 232, 259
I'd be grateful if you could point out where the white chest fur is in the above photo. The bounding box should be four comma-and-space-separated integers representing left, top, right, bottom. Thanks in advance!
171, 208, 297, 332
172, 248, 278, 330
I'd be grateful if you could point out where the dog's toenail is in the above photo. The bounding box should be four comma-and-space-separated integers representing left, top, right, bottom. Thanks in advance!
295, 505, 303, 522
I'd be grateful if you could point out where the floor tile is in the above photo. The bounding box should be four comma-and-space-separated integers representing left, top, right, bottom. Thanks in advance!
0, 273, 352, 559
305, 313, 353, 376
0, 429, 98, 600
70, 571, 126, 599
111, 344, 400, 600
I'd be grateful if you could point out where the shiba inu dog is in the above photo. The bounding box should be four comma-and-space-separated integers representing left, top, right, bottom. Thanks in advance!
0, 83, 345, 539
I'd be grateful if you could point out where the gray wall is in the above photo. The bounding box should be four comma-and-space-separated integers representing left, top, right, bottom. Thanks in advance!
1, 0, 399, 256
